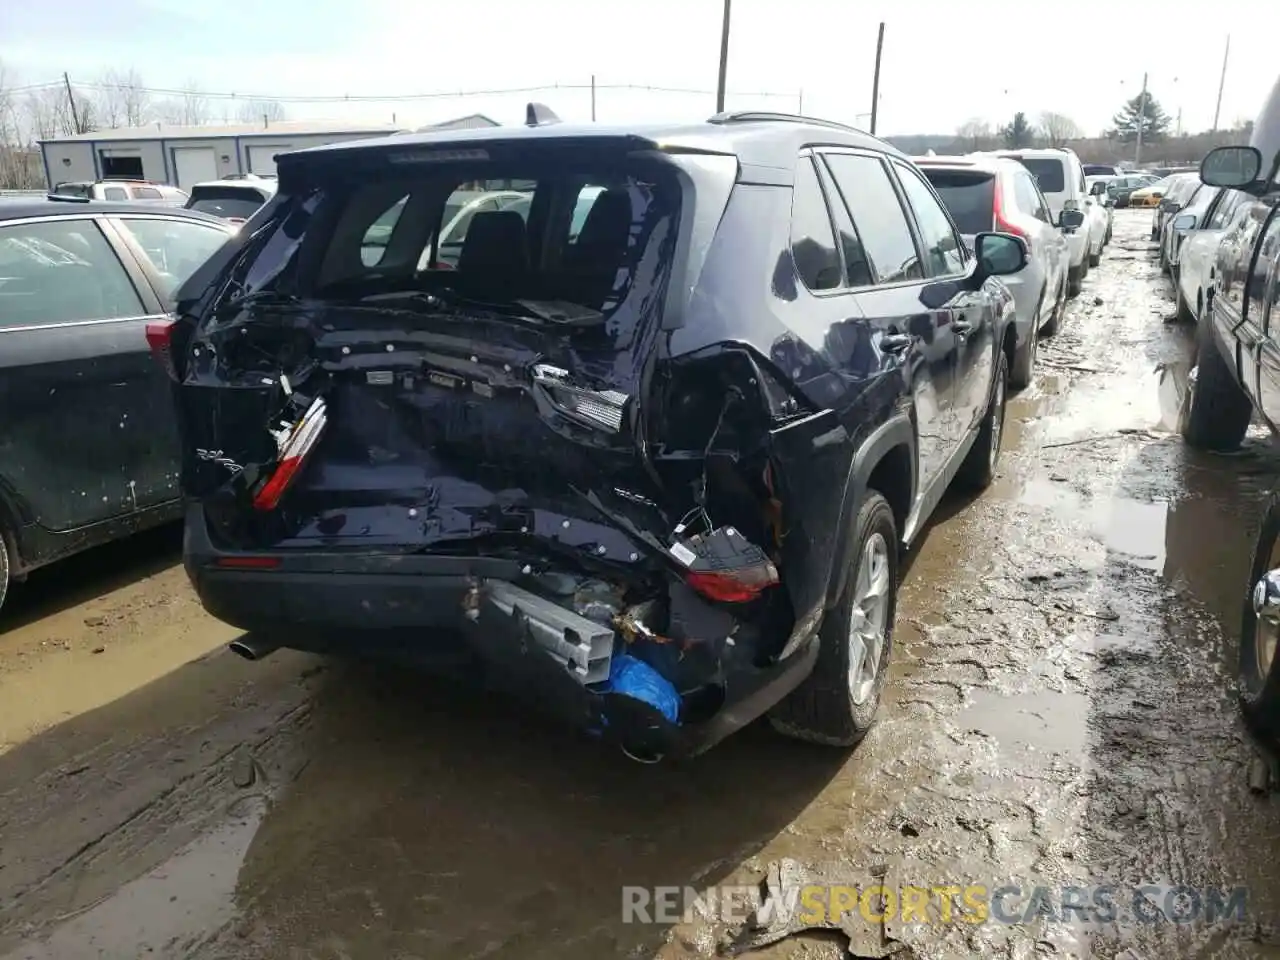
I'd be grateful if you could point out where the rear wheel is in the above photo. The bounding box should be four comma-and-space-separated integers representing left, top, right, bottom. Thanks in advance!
1040, 276, 1065, 336
1010, 301, 1040, 390
956, 350, 1008, 490
1240, 494, 1280, 739
770, 493, 897, 747
1180, 319, 1252, 450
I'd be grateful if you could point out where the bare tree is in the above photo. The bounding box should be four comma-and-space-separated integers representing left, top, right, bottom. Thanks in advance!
236, 98, 286, 125
157, 82, 210, 126
1039, 111, 1082, 147
25, 87, 76, 139
956, 118, 993, 151
97, 68, 151, 129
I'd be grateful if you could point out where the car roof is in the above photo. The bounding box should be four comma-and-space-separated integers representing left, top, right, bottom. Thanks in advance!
0, 198, 231, 224
189, 179, 278, 193
277, 112, 907, 172
988, 147, 1078, 160
912, 154, 1025, 175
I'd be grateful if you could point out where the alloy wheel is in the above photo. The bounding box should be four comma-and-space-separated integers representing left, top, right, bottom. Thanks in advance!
848, 532, 890, 706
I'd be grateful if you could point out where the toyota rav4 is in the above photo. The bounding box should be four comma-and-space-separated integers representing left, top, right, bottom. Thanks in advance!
152, 109, 1026, 759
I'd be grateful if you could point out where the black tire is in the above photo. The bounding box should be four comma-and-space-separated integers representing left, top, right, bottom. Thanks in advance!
1041, 277, 1064, 337
1239, 494, 1280, 739
1175, 279, 1194, 324
1089, 243, 1101, 268
770, 492, 897, 747
956, 349, 1008, 490
1009, 303, 1039, 390
1180, 319, 1252, 451
1105, 225, 1112, 245
1067, 265, 1082, 299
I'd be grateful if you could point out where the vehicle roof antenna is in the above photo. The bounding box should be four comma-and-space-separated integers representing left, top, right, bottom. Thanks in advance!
526, 102, 561, 127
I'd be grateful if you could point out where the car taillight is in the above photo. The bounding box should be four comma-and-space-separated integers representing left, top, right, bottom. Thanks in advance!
145, 315, 180, 380
993, 180, 1032, 254
685, 569, 775, 603
252, 397, 327, 510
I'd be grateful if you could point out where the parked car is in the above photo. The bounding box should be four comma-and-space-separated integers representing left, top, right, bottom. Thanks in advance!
1174, 184, 1253, 326
1086, 177, 1116, 243
1083, 163, 1120, 177
184, 177, 278, 224
915, 154, 1078, 387
1106, 174, 1161, 208
155, 110, 1027, 758
0, 199, 234, 614
991, 147, 1095, 296
1127, 176, 1177, 210
1159, 182, 1220, 278
1178, 144, 1280, 456
1151, 173, 1201, 243
50, 179, 188, 206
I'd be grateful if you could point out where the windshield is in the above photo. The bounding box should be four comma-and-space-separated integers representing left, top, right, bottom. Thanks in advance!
186, 186, 268, 220
920, 171, 994, 235
211, 160, 681, 344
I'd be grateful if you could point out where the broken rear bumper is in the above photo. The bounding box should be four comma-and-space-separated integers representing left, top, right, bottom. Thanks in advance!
183, 506, 818, 757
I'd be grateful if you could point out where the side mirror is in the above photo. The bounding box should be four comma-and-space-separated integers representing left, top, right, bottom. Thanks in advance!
1058, 209, 1086, 231
1090, 182, 1107, 196
975, 232, 1028, 279
1160, 199, 1182, 214
1172, 213, 1197, 231
1200, 145, 1263, 189
1103, 197, 1116, 208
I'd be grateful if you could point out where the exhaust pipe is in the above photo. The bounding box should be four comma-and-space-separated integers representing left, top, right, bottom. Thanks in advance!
229, 637, 279, 661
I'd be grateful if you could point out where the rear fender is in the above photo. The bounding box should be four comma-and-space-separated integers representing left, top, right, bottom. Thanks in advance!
824, 413, 915, 614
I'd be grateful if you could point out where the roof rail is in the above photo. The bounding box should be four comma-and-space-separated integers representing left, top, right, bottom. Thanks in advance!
46, 193, 91, 203
707, 110, 866, 135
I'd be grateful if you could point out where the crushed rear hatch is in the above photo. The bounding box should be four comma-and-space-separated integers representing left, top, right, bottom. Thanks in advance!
158, 134, 828, 748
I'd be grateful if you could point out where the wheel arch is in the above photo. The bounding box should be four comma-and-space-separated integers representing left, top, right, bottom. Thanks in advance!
825, 413, 915, 612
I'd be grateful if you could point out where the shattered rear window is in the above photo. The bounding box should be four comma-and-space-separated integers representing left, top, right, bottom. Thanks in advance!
220, 158, 681, 343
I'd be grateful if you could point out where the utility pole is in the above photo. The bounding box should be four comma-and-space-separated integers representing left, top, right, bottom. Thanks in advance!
870, 22, 885, 135
1135, 71, 1149, 167
715, 0, 732, 113
1212, 34, 1231, 133
62, 72, 82, 135
590, 74, 597, 121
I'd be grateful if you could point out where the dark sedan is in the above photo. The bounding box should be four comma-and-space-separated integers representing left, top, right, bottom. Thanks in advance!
0, 198, 234, 614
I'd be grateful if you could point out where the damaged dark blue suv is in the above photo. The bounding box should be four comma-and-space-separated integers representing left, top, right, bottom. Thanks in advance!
153, 110, 1026, 758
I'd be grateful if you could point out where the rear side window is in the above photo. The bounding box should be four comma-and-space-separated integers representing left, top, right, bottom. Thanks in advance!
0, 219, 143, 327
1207, 191, 1245, 230
919, 169, 994, 235
115, 218, 229, 301
1013, 173, 1050, 222
788, 158, 842, 291
823, 153, 921, 284
1014, 157, 1066, 194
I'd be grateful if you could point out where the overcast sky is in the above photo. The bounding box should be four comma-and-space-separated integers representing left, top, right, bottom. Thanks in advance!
3, 0, 1277, 138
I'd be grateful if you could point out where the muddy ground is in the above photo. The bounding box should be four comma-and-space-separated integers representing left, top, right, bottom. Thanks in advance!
3, 210, 1280, 960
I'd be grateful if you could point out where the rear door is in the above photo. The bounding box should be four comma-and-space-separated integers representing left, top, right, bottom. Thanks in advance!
820, 150, 958, 494
0, 215, 169, 531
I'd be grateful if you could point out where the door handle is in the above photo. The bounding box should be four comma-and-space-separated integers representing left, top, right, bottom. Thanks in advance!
879, 333, 912, 353
953, 316, 975, 335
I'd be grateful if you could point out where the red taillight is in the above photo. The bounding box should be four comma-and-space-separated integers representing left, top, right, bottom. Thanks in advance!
685, 570, 770, 604
145, 316, 179, 380
214, 555, 281, 569
993, 179, 1031, 254
252, 397, 327, 511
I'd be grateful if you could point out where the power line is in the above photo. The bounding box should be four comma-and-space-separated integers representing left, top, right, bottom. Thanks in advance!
11, 77, 797, 104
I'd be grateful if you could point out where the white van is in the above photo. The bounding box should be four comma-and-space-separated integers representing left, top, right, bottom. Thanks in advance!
991, 148, 1098, 295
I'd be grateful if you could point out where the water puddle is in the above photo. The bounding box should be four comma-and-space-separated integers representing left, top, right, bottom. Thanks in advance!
3, 797, 265, 960
960, 689, 1091, 761
996, 479, 1168, 572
